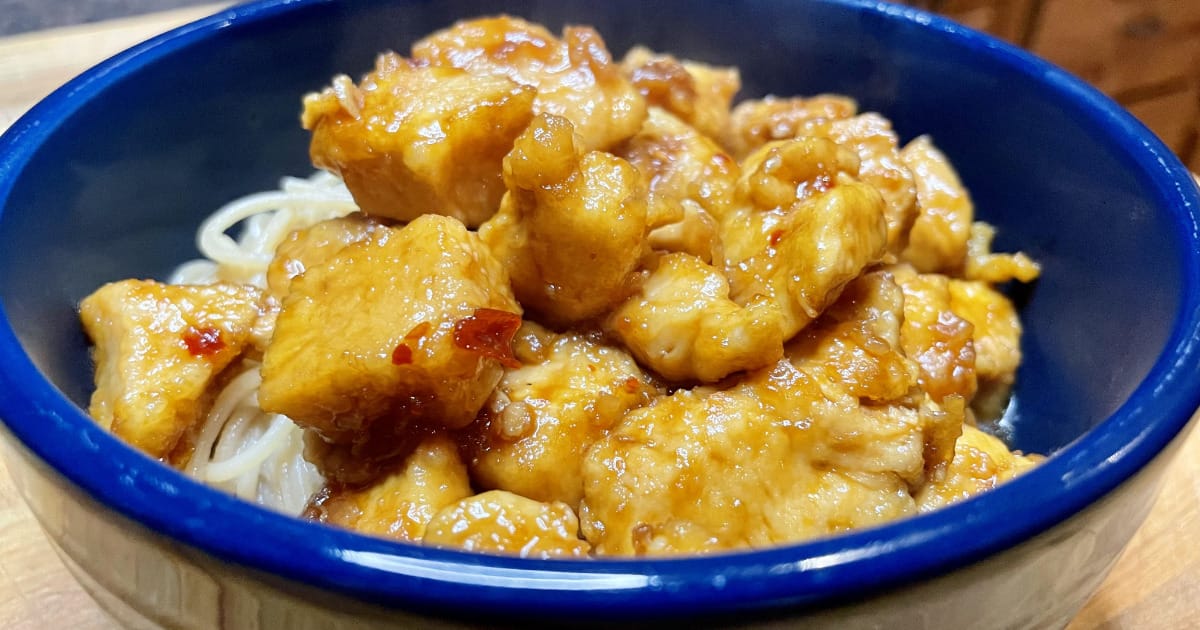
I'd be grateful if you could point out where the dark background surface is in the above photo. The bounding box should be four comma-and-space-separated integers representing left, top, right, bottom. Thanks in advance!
0, 0, 214, 35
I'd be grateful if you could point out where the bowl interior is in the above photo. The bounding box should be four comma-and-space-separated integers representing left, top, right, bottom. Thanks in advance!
1, 0, 1198, 617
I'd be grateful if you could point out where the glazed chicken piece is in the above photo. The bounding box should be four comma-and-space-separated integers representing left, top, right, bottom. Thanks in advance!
721, 137, 889, 339
303, 56, 535, 227
257, 214, 388, 353
963, 222, 1041, 283
609, 136, 887, 383
784, 272, 918, 404
459, 323, 660, 508
916, 424, 1040, 511
411, 16, 645, 151
259, 215, 520, 482
897, 134, 1037, 283
620, 46, 740, 142
582, 385, 912, 555
948, 279, 1023, 387
799, 114, 918, 252
265, 213, 385, 299
788, 272, 960, 477
725, 101, 916, 251
607, 253, 785, 382
893, 265, 1028, 422
305, 433, 471, 541
80, 280, 263, 460
723, 94, 857, 158
615, 107, 738, 263
898, 136, 973, 273
646, 200, 723, 265
424, 490, 592, 558
478, 113, 648, 327
583, 273, 961, 555
889, 264, 979, 405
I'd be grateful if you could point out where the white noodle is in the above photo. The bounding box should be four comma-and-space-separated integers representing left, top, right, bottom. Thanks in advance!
184, 171, 358, 288
187, 365, 263, 480
168, 260, 219, 285
174, 172, 348, 514
207, 414, 293, 482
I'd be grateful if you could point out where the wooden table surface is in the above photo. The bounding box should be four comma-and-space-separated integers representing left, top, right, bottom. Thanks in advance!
0, 4, 1198, 629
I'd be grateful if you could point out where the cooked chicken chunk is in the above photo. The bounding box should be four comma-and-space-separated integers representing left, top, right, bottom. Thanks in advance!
785, 271, 918, 404
80, 280, 262, 459
412, 16, 645, 151
800, 114, 918, 252
899, 136, 973, 273
259, 215, 520, 458
916, 425, 1039, 511
478, 113, 648, 327
583, 273, 960, 555
265, 213, 385, 299
581, 376, 919, 555
424, 490, 591, 558
615, 107, 738, 262
889, 264, 978, 404
727, 104, 917, 251
787, 272, 960, 476
303, 56, 535, 226
620, 47, 740, 142
731, 135, 861, 211
722, 138, 889, 339
304, 433, 471, 541
964, 221, 1041, 283
949, 279, 1023, 386
646, 202, 722, 265
460, 323, 660, 507
724, 94, 857, 158
607, 253, 784, 382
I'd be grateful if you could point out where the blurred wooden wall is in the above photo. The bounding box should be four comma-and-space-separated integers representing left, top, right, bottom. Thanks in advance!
906, 0, 1200, 171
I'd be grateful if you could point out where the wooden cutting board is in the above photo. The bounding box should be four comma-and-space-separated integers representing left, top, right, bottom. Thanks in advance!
0, 5, 1197, 628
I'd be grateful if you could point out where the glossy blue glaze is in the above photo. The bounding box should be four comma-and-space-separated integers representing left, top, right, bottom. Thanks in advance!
1, 0, 1199, 625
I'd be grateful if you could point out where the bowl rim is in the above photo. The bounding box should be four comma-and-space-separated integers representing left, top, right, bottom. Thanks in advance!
2, 0, 1200, 620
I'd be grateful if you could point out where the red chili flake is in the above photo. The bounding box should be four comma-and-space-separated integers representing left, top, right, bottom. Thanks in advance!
392, 321, 432, 366
391, 344, 413, 365
182, 326, 225, 357
622, 377, 641, 393
404, 321, 432, 343
769, 229, 786, 247
453, 308, 522, 369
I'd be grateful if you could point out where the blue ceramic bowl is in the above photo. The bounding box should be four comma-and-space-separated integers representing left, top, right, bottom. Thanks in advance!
2, 0, 1199, 628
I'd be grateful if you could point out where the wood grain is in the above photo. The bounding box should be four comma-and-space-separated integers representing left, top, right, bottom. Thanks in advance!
907, 0, 1200, 170
1027, 0, 1200, 97
937, 0, 1038, 44
0, 5, 1197, 629
1125, 83, 1200, 153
